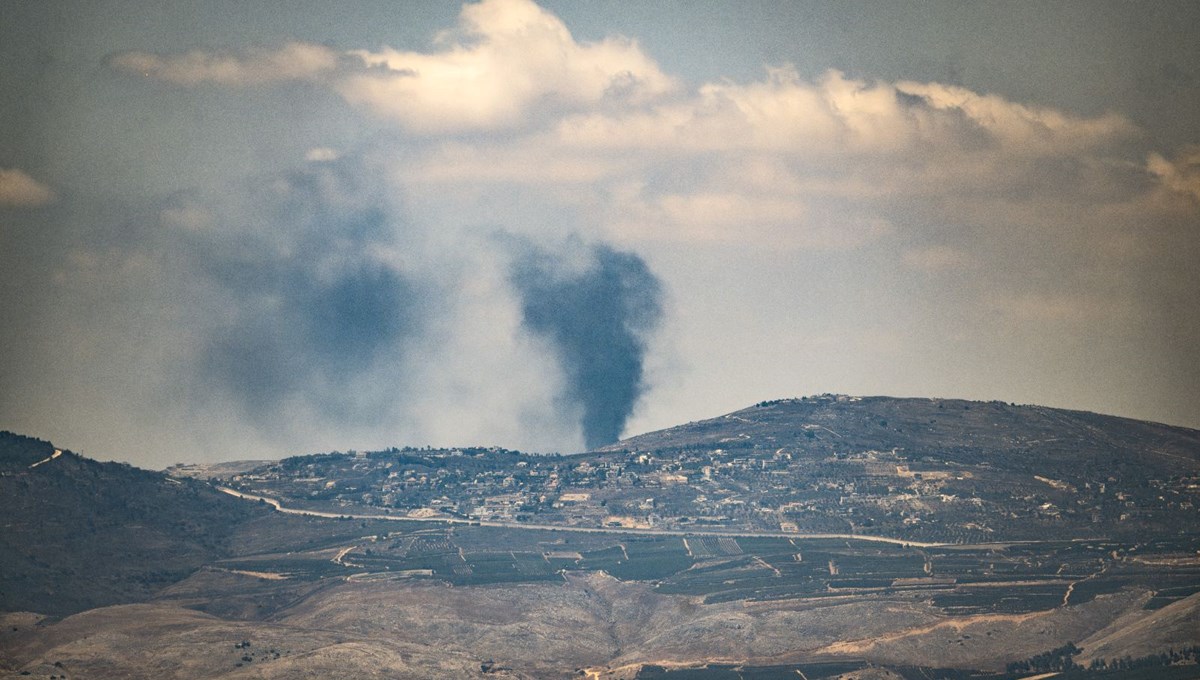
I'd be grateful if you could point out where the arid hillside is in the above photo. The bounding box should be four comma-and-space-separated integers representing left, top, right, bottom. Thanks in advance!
3, 397, 1200, 678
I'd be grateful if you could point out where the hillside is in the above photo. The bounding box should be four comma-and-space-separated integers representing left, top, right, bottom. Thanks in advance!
605, 395, 1200, 478
0, 432, 266, 615
207, 395, 1200, 545
3, 398, 1200, 678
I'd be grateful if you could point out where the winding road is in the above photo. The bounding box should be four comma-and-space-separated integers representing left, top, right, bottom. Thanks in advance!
217, 486, 949, 548
28, 449, 62, 469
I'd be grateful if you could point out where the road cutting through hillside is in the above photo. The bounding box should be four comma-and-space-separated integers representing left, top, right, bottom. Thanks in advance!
28, 449, 61, 468
333, 544, 358, 566
216, 485, 953, 548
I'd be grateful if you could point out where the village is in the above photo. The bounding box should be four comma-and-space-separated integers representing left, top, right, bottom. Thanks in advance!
199, 427, 1200, 545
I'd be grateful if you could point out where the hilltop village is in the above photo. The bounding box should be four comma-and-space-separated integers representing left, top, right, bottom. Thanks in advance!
181, 396, 1200, 545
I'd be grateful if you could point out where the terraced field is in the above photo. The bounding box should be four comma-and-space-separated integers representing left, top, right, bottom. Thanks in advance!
257, 521, 1200, 621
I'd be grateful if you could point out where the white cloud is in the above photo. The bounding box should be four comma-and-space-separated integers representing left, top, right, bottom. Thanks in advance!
338, 0, 675, 131
391, 65, 1147, 251
112, 0, 674, 134
0, 168, 54, 207
1148, 146, 1200, 201
893, 80, 1138, 154
110, 42, 338, 86
553, 67, 1138, 160
105, 1, 1193, 287
107, 2, 1141, 199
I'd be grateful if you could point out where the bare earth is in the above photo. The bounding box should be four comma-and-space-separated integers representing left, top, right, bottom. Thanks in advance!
5, 569, 1192, 679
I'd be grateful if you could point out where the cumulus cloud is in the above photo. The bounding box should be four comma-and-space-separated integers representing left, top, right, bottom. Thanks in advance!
388, 64, 1147, 251
110, 41, 338, 86
542, 67, 1143, 223
893, 80, 1138, 154
338, 0, 675, 131
551, 68, 1136, 156
0, 169, 54, 206
110, 2, 1143, 215
113, 0, 674, 133
105, 1, 1175, 253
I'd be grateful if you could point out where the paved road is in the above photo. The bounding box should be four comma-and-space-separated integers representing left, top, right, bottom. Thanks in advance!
29, 449, 62, 469
217, 486, 949, 548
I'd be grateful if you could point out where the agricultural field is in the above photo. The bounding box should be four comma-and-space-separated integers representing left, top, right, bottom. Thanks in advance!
207, 515, 1200, 625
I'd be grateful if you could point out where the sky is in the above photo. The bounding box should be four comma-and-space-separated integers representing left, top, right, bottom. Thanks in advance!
2, 0, 1199, 468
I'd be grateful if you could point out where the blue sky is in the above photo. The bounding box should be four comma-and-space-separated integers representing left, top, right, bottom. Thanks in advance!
2, 0, 1198, 466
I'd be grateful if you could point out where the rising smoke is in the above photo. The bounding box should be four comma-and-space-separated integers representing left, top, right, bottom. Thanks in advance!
183, 159, 426, 425
509, 240, 663, 450
0, 148, 669, 462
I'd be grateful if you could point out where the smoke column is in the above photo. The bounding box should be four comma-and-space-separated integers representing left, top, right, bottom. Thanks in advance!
510, 241, 663, 450
190, 159, 423, 425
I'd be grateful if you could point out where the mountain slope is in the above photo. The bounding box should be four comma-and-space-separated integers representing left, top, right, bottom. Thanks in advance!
3, 398, 1200, 678
0, 432, 266, 615
593, 395, 1200, 542
606, 395, 1200, 476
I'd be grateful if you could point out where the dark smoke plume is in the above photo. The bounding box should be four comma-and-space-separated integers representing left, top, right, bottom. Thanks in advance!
188, 159, 423, 424
509, 241, 663, 450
